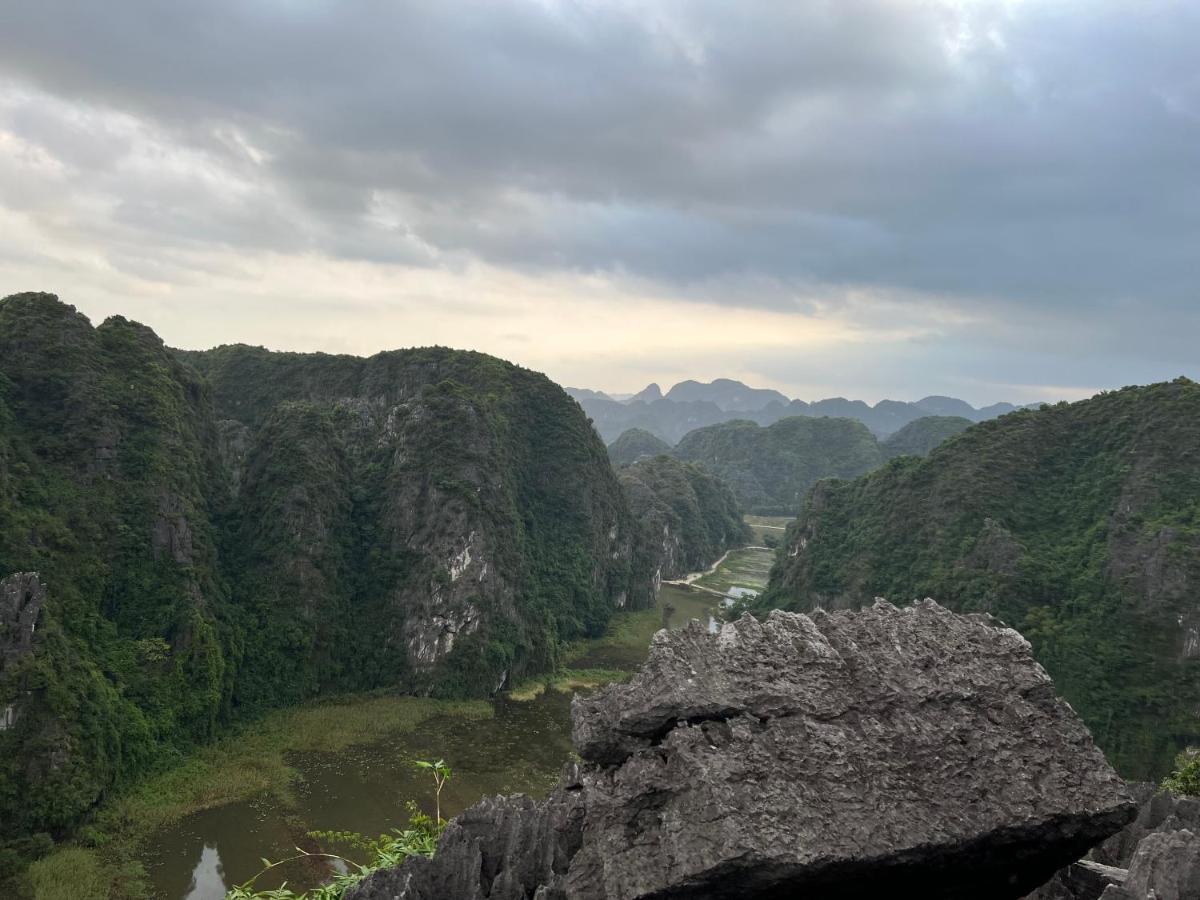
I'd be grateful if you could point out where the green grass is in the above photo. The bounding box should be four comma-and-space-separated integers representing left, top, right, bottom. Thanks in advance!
23, 848, 132, 900
507, 668, 630, 701
693, 547, 775, 596
744, 514, 793, 545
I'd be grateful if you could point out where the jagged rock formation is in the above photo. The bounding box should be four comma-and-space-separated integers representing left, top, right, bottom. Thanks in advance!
758, 380, 1200, 778
617, 456, 750, 603
606, 428, 671, 467
673, 415, 884, 514
1027, 787, 1200, 900
348, 601, 1134, 900
0, 292, 649, 847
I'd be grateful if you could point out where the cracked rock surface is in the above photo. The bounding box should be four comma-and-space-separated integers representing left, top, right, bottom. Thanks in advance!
348, 601, 1135, 900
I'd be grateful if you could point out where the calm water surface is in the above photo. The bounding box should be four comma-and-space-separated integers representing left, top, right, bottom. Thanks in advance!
145, 554, 770, 899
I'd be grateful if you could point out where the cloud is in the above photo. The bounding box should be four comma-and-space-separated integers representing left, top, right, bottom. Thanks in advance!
0, 0, 1196, 402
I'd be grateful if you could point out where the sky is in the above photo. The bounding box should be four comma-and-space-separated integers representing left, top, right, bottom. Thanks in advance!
0, 0, 1196, 406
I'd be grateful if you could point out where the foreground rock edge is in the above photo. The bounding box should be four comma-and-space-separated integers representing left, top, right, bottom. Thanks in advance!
349, 601, 1136, 900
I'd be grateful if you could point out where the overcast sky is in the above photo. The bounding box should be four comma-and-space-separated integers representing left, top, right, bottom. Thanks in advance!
0, 1, 1196, 404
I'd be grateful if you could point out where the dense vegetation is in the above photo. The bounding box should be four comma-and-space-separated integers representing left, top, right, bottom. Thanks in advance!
881, 415, 972, 459
757, 380, 1200, 778
673, 416, 885, 514
607, 428, 672, 466
618, 456, 751, 601
0, 293, 646, 874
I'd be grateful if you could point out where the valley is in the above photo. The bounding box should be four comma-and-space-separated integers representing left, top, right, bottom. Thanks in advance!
63, 546, 776, 900
2, 294, 1197, 900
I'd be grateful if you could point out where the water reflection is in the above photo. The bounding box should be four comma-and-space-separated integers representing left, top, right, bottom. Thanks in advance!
184, 845, 225, 900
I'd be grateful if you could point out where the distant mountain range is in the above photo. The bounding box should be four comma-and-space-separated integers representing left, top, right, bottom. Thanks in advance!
567, 379, 1040, 444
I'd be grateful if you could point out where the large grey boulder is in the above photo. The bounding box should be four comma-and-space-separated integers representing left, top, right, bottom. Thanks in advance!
349, 601, 1135, 900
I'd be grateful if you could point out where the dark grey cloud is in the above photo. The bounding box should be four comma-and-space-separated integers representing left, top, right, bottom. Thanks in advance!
0, 0, 1197, 385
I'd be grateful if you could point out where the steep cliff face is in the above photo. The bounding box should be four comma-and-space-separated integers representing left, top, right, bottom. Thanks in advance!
758, 380, 1200, 778
617, 456, 750, 601
187, 343, 643, 700
0, 293, 647, 847
0, 293, 231, 842
672, 416, 884, 514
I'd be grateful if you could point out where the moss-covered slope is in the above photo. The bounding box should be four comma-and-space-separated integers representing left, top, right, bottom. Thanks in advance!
757, 380, 1200, 778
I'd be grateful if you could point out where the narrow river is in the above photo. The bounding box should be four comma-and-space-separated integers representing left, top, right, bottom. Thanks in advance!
144, 546, 775, 899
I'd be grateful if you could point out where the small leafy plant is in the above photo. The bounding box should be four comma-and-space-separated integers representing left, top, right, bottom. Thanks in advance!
413, 758, 451, 830
1161, 747, 1200, 797
225, 759, 451, 899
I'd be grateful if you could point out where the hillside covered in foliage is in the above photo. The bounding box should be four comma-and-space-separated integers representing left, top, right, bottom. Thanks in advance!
0, 293, 646, 860
757, 380, 1200, 779
607, 428, 672, 466
881, 415, 972, 458
672, 416, 886, 514
618, 455, 751, 602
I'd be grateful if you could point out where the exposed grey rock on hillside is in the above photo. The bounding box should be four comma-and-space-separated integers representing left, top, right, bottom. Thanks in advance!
348, 600, 1134, 900
0, 573, 43, 671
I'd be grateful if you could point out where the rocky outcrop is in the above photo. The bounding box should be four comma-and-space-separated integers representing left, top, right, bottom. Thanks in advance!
1027, 788, 1200, 900
0, 573, 44, 672
0, 573, 45, 732
348, 600, 1134, 900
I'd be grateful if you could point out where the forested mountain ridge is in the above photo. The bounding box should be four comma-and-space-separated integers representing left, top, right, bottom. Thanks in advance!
618, 456, 751, 598
756, 379, 1200, 778
0, 293, 646, 851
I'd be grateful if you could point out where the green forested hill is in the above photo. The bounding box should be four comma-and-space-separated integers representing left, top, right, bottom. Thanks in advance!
0, 294, 233, 852
672, 416, 884, 514
607, 428, 672, 466
881, 415, 973, 458
0, 293, 646, 856
757, 380, 1200, 778
618, 455, 751, 599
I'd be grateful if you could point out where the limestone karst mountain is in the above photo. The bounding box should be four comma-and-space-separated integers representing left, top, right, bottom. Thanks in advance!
617, 455, 751, 599
672, 416, 885, 514
882, 414, 973, 459
606, 428, 672, 466
757, 379, 1200, 779
0, 292, 649, 846
569, 379, 1032, 444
